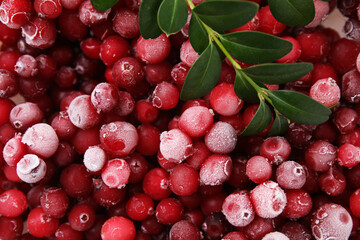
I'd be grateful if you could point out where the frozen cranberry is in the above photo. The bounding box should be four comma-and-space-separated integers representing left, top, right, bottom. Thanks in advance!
281, 189, 312, 219
40, 187, 69, 218
0, 21, 21, 47
222, 190, 255, 227
169, 220, 201, 240
14, 55, 38, 78
112, 57, 144, 90
67, 95, 101, 130
55, 66, 77, 88
90, 83, 119, 113
136, 124, 160, 156
0, 70, 18, 99
178, 106, 214, 137
333, 107, 358, 134
350, 188, 360, 217
311, 62, 339, 85
276, 161, 306, 189
79, 0, 110, 26
83, 145, 106, 173
126, 193, 154, 221
50, 111, 76, 141
151, 81, 179, 110
60, 0, 83, 9
250, 181, 287, 219
134, 100, 159, 124
296, 31, 329, 63
21, 17, 56, 49
101, 158, 130, 189
306, 0, 330, 28
260, 136, 291, 165
3, 134, 27, 166
200, 154, 232, 186
319, 166, 346, 196
342, 69, 360, 103
0, 0, 33, 29
16, 154, 47, 183
0, 51, 21, 74
113, 7, 139, 39
246, 155, 272, 184
0, 189, 27, 217
113, 91, 135, 117
155, 198, 183, 225
27, 207, 59, 237
100, 121, 138, 157
136, 34, 171, 64
68, 204, 95, 231
55, 223, 83, 240
0, 216, 23, 240
9, 102, 43, 132
159, 128, 193, 163
101, 216, 136, 240
60, 164, 93, 198
329, 38, 360, 75
311, 203, 353, 240
258, 6, 286, 36
210, 83, 243, 117
205, 121, 237, 154
305, 140, 337, 172
100, 36, 130, 67
34, 0, 62, 19
171, 62, 190, 89
3, 164, 22, 182
310, 77, 340, 107
313, 121, 337, 142
281, 222, 312, 240
58, 9, 88, 41
242, 217, 274, 240
262, 232, 289, 240
92, 178, 125, 207
142, 168, 171, 201
21, 123, 59, 158
169, 164, 199, 196
180, 39, 199, 67
185, 141, 211, 170
337, 143, 360, 168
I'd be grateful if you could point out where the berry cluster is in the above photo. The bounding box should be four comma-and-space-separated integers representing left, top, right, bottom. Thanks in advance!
1, 0, 360, 239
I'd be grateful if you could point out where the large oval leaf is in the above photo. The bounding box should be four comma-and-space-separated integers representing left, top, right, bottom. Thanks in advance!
193, 0, 258, 33
268, 0, 315, 27
180, 43, 222, 100
267, 112, 289, 136
91, 0, 118, 11
220, 31, 292, 64
189, 13, 209, 54
139, 0, 163, 39
157, 0, 188, 35
242, 62, 313, 84
234, 70, 259, 103
268, 90, 331, 125
240, 101, 273, 136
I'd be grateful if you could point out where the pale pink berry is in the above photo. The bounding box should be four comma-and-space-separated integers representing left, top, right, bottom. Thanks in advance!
83, 146, 107, 173
200, 154, 232, 186
205, 121, 237, 154
16, 154, 47, 183
310, 77, 340, 107
159, 129, 193, 164
101, 158, 131, 189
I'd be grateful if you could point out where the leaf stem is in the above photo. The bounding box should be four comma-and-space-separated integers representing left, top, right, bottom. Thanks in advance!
185, 0, 195, 10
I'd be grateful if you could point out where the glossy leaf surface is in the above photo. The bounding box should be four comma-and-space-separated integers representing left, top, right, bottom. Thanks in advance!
240, 100, 272, 136
157, 0, 188, 35
139, 0, 163, 39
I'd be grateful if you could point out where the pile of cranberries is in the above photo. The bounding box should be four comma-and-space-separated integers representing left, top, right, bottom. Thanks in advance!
2, 0, 360, 239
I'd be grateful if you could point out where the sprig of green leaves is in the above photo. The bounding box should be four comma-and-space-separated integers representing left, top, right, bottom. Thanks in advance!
91, 0, 331, 136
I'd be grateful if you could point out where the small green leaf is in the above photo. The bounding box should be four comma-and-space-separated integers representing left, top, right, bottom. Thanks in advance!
240, 100, 273, 136
268, 90, 331, 125
91, 0, 119, 11
139, 0, 163, 39
267, 113, 289, 136
189, 13, 210, 54
234, 70, 259, 103
157, 0, 188, 35
193, 0, 258, 33
180, 42, 222, 100
268, 0, 315, 26
220, 31, 292, 64
241, 62, 313, 84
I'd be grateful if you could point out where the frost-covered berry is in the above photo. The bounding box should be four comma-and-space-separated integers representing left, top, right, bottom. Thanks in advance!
200, 154, 232, 186
159, 129, 193, 164
16, 154, 47, 183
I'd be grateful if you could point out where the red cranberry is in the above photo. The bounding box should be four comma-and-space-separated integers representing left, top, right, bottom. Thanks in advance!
21, 17, 57, 49
58, 9, 88, 41
319, 166, 346, 196
3, 134, 27, 167
0, 216, 23, 240
169, 164, 199, 196
328, 38, 360, 75
67, 95, 101, 130
155, 197, 184, 225
55, 223, 83, 240
68, 203, 95, 231
296, 31, 329, 63
202, 212, 232, 240
169, 220, 201, 240
101, 216, 136, 240
276, 36, 301, 63
100, 35, 130, 67
9, 102, 43, 132
144, 61, 172, 85
27, 207, 59, 238
112, 57, 144, 90
0, 0, 33, 29
101, 158, 131, 189
281, 222, 312, 240
142, 168, 171, 201
180, 40, 199, 67
246, 155, 272, 184
0, 51, 21, 73
281, 189, 312, 219
136, 34, 171, 64
126, 193, 154, 221
200, 154, 232, 186
276, 161, 306, 189
305, 140, 337, 172
112, 7, 140, 39
258, 5, 286, 36
80, 38, 101, 60
78, 0, 110, 26
310, 77, 340, 107
311, 203, 352, 240
60, 164, 93, 198
40, 187, 69, 218
0, 189, 27, 217
260, 136, 291, 165
34, 0, 63, 19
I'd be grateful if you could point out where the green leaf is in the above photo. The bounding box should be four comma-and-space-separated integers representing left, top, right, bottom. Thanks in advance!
268, 90, 331, 125
268, 0, 315, 26
241, 62, 313, 84
193, 0, 258, 33
240, 100, 273, 136
234, 70, 259, 103
180, 43, 222, 100
267, 113, 289, 136
220, 31, 292, 64
91, 0, 119, 11
157, 0, 188, 35
189, 13, 210, 54
139, 0, 163, 39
